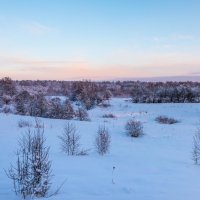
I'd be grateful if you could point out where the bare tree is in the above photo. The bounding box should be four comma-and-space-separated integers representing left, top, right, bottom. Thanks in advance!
95, 125, 111, 155
58, 122, 81, 155
193, 128, 200, 165
0, 77, 16, 96
125, 119, 143, 137
6, 127, 52, 199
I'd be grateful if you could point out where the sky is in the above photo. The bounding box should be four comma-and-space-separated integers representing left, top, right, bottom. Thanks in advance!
0, 0, 200, 81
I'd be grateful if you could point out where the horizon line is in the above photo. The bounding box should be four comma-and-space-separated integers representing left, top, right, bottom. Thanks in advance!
3, 75, 200, 82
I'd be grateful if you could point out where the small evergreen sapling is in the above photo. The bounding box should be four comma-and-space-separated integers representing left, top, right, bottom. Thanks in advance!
193, 128, 200, 165
95, 125, 111, 155
6, 127, 52, 199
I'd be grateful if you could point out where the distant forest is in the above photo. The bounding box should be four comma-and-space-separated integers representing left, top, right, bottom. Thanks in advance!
14, 78, 200, 102
0, 77, 200, 119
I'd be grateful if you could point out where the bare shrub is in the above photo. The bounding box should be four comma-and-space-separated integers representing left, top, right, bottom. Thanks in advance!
34, 117, 44, 129
95, 125, 111, 155
58, 122, 89, 156
193, 128, 200, 165
100, 102, 111, 108
125, 119, 143, 137
18, 119, 32, 128
76, 107, 90, 121
155, 115, 178, 124
76, 149, 90, 156
102, 113, 116, 118
6, 127, 52, 199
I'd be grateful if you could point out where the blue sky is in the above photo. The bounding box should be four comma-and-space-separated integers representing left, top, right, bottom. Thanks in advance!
0, 0, 200, 80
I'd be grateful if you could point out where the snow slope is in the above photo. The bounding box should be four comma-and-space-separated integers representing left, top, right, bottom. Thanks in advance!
0, 98, 200, 200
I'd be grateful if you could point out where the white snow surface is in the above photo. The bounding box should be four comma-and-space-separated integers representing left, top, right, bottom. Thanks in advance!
0, 98, 200, 200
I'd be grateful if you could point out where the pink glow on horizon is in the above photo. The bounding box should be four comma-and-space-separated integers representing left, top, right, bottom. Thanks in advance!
0, 54, 200, 81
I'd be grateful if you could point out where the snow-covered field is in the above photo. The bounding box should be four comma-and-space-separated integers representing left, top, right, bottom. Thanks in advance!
1, 98, 200, 200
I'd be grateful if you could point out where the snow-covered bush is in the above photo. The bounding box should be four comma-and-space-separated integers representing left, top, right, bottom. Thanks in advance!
58, 122, 89, 156
6, 127, 52, 199
15, 90, 32, 115
193, 128, 200, 165
155, 116, 178, 124
70, 81, 105, 109
29, 94, 47, 117
1, 105, 13, 114
103, 89, 112, 101
62, 100, 74, 119
2, 95, 12, 105
46, 97, 63, 119
41, 98, 75, 120
125, 119, 143, 137
95, 125, 111, 155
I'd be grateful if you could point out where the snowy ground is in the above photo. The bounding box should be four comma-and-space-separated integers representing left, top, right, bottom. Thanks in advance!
1, 98, 200, 200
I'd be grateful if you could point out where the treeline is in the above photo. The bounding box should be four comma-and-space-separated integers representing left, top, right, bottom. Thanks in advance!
130, 82, 200, 103
0, 77, 112, 119
14, 79, 200, 102
0, 77, 200, 119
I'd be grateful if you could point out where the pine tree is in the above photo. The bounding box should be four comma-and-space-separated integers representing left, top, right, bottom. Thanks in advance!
7, 127, 52, 199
